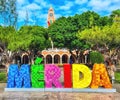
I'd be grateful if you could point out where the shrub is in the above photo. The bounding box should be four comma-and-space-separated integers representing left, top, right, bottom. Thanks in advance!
0, 72, 7, 83
115, 72, 120, 83
90, 51, 104, 64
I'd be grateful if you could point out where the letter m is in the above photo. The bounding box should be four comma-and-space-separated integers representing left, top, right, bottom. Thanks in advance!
7, 64, 31, 88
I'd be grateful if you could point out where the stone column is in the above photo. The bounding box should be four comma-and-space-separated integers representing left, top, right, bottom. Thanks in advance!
44, 57, 46, 64
52, 56, 54, 64
60, 57, 62, 64
68, 56, 70, 63
85, 55, 87, 64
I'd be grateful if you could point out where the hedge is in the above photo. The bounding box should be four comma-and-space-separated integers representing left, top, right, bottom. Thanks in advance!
0, 72, 7, 83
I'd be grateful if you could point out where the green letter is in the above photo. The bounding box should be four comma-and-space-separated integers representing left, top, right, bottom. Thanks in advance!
31, 57, 44, 88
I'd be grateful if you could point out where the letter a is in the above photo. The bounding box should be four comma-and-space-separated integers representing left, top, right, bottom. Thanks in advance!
90, 64, 112, 88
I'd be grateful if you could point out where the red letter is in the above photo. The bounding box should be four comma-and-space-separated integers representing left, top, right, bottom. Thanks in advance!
64, 64, 72, 88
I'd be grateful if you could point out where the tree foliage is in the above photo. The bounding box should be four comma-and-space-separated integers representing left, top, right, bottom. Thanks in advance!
110, 9, 120, 17
48, 16, 81, 49
0, 9, 119, 53
0, 26, 16, 48
0, 26, 50, 51
48, 11, 113, 51
78, 16, 120, 50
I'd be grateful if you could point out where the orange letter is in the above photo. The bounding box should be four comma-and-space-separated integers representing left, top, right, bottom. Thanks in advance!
90, 64, 112, 88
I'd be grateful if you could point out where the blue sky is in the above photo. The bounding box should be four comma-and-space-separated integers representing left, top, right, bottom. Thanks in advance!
1, 0, 120, 28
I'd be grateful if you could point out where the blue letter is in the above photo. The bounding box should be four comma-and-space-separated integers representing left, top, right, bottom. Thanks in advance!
7, 64, 31, 88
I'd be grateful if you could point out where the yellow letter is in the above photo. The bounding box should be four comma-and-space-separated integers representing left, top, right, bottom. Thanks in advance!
72, 64, 92, 88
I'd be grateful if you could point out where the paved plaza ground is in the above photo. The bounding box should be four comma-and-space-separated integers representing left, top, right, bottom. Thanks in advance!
0, 83, 120, 100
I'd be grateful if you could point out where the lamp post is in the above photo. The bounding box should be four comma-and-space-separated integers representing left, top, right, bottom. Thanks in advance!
49, 36, 54, 50
51, 39, 54, 50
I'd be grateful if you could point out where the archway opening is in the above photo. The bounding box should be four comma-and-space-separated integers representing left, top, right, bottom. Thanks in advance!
22, 55, 29, 64
62, 54, 68, 63
46, 55, 52, 64
54, 55, 60, 64
15, 55, 21, 65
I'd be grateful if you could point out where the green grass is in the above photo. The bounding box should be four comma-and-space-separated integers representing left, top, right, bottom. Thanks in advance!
115, 72, 120, 83
0, 72, 7, 83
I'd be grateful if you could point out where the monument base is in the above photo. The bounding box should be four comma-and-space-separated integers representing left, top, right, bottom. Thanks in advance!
5, 88, 116, 93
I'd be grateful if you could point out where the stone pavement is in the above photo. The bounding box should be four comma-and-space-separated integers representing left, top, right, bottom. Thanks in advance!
0, 83, 120, 100
0, 92, 120, 100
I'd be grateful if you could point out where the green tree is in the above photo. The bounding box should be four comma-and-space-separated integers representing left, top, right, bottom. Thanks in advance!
99, 16, 112, 27
0, 26, 16, 49
0, 25, 50, 52
8, 26, 51, 52
78, 16, 120, 50
48, 11, 112, 51
48, 16, 86, 50
77, 26, 102, 49
110, 9, 120, 17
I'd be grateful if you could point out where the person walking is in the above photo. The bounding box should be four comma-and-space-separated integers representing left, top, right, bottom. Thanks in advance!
107, 59, 116, 84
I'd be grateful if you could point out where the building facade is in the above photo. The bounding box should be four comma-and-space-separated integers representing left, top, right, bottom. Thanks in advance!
42, 48, 76, 64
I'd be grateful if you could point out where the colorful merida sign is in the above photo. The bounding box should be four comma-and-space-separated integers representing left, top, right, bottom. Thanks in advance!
7, 57, 112, 89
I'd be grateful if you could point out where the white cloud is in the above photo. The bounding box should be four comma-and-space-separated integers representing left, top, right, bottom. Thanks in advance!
109, 5, 120, 12
1, 0, 62, 27
111, 0, 120, 3
77, 8, 88, 14
60, 2, 74, 10
34, 0, 49, 7
88, 0, 111, 11
17, 1, 42, 26
18, 10, 26, 21
38, 14, 48, 19
17, 0, 26, 5
17, 0, 29, 6
29, 18, 34, 23
75, 0, 88, 5
25, 3, 41, 10
88, 0, 120, 12
15, 0, 120, 28
55, 14, 62, 19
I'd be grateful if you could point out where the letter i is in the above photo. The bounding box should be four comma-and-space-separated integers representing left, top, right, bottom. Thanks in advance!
64, 64, 72, 88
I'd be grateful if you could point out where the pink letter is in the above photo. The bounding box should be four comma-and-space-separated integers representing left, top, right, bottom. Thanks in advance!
45, 64, 62, 88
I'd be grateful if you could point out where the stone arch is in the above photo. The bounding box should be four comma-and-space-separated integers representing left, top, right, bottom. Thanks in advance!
22, 54, 29, 64
46, 55, 52, 64
70, 54, 76, 64
62, 54, 68, 63
12, 53, 21, 64
54, 54, 60, 64
15, 55, 21, 64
